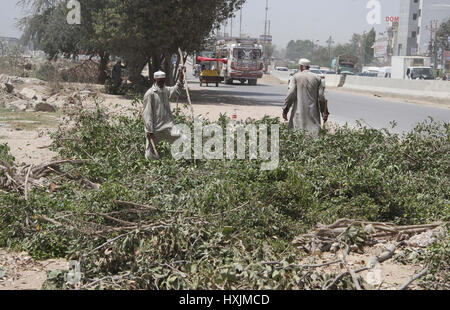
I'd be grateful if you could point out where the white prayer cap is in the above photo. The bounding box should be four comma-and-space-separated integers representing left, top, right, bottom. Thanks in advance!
298, 58, 311, 66
154, 71, 166, 79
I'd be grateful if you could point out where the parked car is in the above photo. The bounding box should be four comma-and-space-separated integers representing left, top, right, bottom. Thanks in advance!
407, 67, 434, 80
276, 67, 289, 71
358, 71, 378, 77
377, 67, 392, 78
310, 69, 326, 79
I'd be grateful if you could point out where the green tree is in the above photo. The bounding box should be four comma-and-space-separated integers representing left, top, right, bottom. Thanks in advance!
19, 0, 111, 83
363, 28, 376, 65
286, 40, 315, 61
91, 0, 245, 85
19, 0, 246, 86
436, 18, 450, 72
436, 18, 450, 51
332, 43, 354, 58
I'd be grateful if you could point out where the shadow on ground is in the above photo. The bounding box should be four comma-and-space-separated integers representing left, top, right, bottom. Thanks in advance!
181, 81, 284, 107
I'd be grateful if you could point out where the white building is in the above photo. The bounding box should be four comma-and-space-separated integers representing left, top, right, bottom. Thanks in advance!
397, 0, 450, 56
417, 0, 450, 55
0, 36, 20, 54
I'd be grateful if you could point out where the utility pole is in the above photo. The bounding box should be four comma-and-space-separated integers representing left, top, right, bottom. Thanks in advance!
223, 21, 226, 38
434, 19, 438, 72
230, 17, 233, 39
240, 8, 243, 38
264, 0, 269, 38
428, 20, 438, 70
326, 36, 335, 61
263, 0, 269, 73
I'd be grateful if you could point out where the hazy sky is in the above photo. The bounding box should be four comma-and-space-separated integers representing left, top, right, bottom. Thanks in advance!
1, 0, 401, 48
0, 0, 24, 38
224, 0, 401, 48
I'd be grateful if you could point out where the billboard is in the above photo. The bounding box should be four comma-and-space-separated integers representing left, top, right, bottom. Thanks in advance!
259, 35, 272, 45
374, 39, 388, 58
445, 51, 450, 63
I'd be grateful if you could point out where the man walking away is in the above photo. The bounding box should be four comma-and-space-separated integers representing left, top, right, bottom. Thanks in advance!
143, 68, 185, 160
283, 58, 329, 137
194, 62, 201, 77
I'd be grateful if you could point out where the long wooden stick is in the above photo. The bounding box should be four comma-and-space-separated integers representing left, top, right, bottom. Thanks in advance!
24, 164, 33, 201
322, 100, 329, 127
149, 136, 160, 160
178, 48, 195, 120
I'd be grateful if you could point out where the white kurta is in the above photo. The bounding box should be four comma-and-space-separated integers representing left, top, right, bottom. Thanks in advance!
284, 70, 327, 137
143, 81, 183, 159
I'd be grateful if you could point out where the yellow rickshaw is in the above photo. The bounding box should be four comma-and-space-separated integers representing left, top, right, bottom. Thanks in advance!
196, 56, 227, 87
200, 69, 220, 87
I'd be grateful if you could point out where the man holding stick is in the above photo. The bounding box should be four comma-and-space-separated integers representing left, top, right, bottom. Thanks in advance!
143, 68, 185, 160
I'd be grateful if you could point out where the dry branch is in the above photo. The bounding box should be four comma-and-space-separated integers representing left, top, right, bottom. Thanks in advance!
1, 159, 95, 194
24, 164, 33, 201
38, 215, 63, 227
341, 256, 362, 290
294, 218, 445, 254
323, 243, 397, 290
398, 267, 429, 290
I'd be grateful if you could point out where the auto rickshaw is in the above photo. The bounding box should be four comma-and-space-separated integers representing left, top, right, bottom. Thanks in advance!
200, 69, 220, 87
196, 56, 227, 87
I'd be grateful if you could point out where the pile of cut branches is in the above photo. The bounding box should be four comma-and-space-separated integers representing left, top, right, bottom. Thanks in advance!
293, 218, 446, 254
0, 158, 95, 198
0, 104, 448, 290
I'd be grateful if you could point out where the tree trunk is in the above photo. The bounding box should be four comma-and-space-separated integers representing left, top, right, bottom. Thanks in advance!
163, 51, 174, 85
173, 53, 181, 83
125, 54, 148, 86
149, 52, 162, 86
97, 51, 109, 84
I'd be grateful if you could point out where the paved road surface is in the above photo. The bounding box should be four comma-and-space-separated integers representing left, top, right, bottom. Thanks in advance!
187, 75, 450, 133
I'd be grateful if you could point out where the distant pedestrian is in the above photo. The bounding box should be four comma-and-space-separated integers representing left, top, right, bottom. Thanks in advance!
194, 62, 201, 77
283, 58, 329, 137
111, 60, 125, 94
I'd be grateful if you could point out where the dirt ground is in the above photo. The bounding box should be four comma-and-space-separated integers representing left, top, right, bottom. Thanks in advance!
0, 74, 430, 290
0, 249, 68, 290
0, 75, 287, 167
298, 243, 422, 290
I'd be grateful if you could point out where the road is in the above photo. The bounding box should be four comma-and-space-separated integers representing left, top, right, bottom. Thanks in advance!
187, 74, 450, 133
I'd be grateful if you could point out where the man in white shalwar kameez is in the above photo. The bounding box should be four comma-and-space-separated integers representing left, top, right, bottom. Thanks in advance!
283, 59, 329, 137
143, 68, 184, 159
